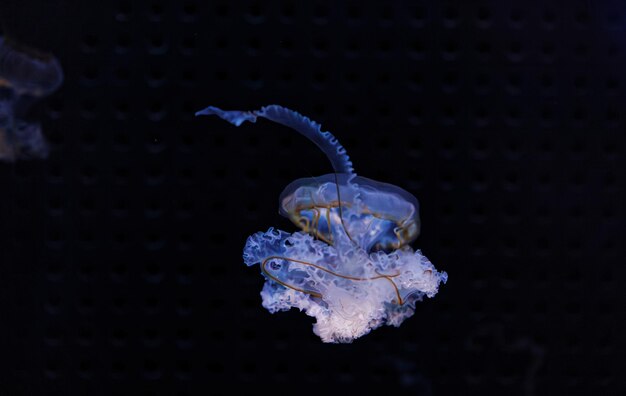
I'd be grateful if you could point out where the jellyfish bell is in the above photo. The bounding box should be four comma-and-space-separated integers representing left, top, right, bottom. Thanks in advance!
279, 173, 420, 253
0, 36, 64, 98
0, 36, 62, 162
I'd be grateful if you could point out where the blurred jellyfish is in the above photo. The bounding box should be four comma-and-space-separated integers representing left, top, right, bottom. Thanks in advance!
197, 105, 447, 343
0, 36, 63, 162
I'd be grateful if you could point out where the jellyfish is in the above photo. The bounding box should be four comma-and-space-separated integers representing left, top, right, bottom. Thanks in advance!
197, 105, 447, 343
0, 36, 63, 162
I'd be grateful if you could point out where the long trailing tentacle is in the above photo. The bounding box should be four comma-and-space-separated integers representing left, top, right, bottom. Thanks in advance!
195, 105, 355, 178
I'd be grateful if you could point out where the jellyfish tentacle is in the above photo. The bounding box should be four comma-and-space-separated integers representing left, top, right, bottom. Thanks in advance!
195, 106, 257, 126
196, 104, 355, 177
260, 255, 404, 305
254, 105, 355, 178
333, 172, 357, 246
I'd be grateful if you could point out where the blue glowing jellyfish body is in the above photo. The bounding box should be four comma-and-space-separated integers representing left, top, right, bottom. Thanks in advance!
0, 36, 62, 162
197, 105, 447, 343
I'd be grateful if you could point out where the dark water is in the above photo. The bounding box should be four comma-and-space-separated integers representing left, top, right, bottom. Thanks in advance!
0, 1, 624, 395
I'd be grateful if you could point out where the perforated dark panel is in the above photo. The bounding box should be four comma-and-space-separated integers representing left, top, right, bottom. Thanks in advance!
0, 1, 624, 395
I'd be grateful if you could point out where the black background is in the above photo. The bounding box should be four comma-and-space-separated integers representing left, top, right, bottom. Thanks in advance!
0, 1, 624, 395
